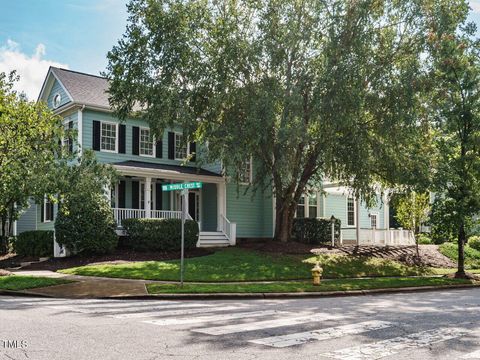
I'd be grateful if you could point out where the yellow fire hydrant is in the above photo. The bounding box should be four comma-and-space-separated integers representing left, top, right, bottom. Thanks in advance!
311, 262, 323, 286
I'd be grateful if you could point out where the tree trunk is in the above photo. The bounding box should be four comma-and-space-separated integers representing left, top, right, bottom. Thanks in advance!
274, 198, 296, 243
455, 220, 467, 278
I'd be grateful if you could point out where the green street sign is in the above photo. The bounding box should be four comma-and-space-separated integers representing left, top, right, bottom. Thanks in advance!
162, 182, 203, 192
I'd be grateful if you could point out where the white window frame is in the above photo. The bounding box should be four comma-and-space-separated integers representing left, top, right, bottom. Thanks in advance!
53, 93, 62, 109
296, 195, 306, 218
308, 193, 318, 219
174, 132, 189, 160
370, 212, 379, 229
43, 196, 54, 223
239, 157, 253, 185
346, 196, 356, 227
139, 127, 155, 157
100, 121, 118, 153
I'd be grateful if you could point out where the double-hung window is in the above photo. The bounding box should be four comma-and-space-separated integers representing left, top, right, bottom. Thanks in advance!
308, 193, 318, 218
43, 197, 54, 223
140, 128, 154, 156
239, 158, 252, 184
174, 133, 188, 160
296, 195, 305, 218
101, 122, 117, 152
370, 213, 378, 229
347, 196, 355, 226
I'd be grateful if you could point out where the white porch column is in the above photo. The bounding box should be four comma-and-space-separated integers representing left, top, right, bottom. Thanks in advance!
217, 182, 226, 231
383, 191, 390, 230
145, 177, 152, 218
356, 196, 361, 246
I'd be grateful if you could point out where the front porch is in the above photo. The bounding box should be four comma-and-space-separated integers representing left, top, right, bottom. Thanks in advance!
110, 161, 236, 247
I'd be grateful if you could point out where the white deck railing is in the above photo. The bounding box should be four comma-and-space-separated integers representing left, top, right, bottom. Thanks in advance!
357, 228, 415, 246
220, 214, 236, 246
113, 208, 182, 227
338, 228, 415, 246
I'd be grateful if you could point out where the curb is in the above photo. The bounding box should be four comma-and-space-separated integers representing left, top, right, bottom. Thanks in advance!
1, 283, 477, 300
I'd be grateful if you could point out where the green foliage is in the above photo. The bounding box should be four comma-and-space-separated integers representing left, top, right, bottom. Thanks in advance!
394, 192, 431, 233
106, 0, 436, 241
292, 217, 340, 245
55, 151, 118, 255
0, 72, 72, 253
439, 242, 480, 269
122, 218, 198, 251
468, 236, 480, 251
14, 231, 54, 257
0, 276, 72, 291
416, 233, 433, 245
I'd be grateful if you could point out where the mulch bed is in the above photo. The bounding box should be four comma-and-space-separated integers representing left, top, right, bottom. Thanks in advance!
10, 248, 214, 272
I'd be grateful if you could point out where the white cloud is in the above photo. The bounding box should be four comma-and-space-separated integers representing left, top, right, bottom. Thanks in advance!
471, 0, 480, 13
0, 40, 68, 100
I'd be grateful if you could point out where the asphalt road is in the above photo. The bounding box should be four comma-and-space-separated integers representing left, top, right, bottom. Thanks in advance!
1, 288, 480, 360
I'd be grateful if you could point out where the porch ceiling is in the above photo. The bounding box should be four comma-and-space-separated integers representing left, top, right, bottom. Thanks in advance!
113, 160, 224, 183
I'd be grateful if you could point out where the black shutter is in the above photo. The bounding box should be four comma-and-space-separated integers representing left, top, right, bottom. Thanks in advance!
118, 181, 126, 208
49, 202, 54, 221
168, 132, 175, 159
68, 121, 73, 153
131, 181, 139, 209
119, 124, 126, 154
92, 120, 101, 151
40, 201, 44, 222
189, 142, 196, 162
155, 140, 163, 158
132, 126, 139, 155
155, 182, 163, 210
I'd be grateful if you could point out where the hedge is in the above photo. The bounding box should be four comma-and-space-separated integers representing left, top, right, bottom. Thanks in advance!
14, 230, 54, 257
122, 218, 199, 251
292, 217, 341, 245
468, 236, 480, 251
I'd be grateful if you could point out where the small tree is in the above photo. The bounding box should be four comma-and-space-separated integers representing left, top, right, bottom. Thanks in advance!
0, 72, 71, 253
426, 2, 480, 278
55, 151, 118, 255
395, 192, 431, 257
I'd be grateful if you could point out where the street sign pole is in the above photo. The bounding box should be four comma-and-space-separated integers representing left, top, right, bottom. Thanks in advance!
180, 188, 187, 287
162, 182, 203, 287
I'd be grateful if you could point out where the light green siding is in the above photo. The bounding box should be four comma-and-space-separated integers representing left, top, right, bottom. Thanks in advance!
16, 200, 37, 233
226, 183, 274, 238
47, 79, 71, 109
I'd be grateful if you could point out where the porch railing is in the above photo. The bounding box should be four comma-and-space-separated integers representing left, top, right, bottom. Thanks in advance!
113, 208, 182, 227
356, 228, 415, 246
220, 214, 236, 246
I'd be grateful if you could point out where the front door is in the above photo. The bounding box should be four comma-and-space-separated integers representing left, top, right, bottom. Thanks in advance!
188, 191, 200, 221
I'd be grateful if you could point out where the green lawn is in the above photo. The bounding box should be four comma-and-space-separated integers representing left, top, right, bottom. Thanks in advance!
439, 242, 480, 269
60, 248, 432, 282
147, 277, 475, 294
0, 276, 71, 291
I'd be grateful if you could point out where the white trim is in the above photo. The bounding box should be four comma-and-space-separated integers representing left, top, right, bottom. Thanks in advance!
113, 165, 225, 184
42, 196, 53, 223
100, 121, 118, 153
346, 196, 356, 227
38, 68, 74, 104
77, 106, 84, 155
52, 92, 62, 109
139, 127, 155, 158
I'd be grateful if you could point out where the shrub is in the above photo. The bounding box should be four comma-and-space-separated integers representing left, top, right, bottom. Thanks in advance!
416, 233, 432, 245
122, 218, 199, 251
292, 217, 341, 245
55, 193, 118, 255
14, 231, 54, 257
468, 236, 480, 251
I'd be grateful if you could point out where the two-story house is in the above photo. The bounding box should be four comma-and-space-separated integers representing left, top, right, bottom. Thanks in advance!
14, 67, 413, 249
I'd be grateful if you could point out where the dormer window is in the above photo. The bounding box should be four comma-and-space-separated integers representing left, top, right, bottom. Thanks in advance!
53, 93, 62, 108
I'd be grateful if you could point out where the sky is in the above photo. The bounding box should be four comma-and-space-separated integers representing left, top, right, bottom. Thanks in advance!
1, 0, 480, 100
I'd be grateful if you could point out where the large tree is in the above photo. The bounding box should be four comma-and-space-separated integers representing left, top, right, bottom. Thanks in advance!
106, 0, 438, 242
426, 1, 480, 278
0, 72, 70, 253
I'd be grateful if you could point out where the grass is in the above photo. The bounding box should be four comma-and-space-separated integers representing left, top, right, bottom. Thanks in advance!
147, 277, 475, 294
0, 276, 71, 291
60, 248, 433, 282
439, 242, 480, 269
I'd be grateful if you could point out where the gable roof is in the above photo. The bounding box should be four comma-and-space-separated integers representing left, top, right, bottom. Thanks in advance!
48, 67, 110, 109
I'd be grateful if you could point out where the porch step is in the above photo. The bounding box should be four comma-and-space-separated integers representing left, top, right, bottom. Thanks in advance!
198, 231, 230, 248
